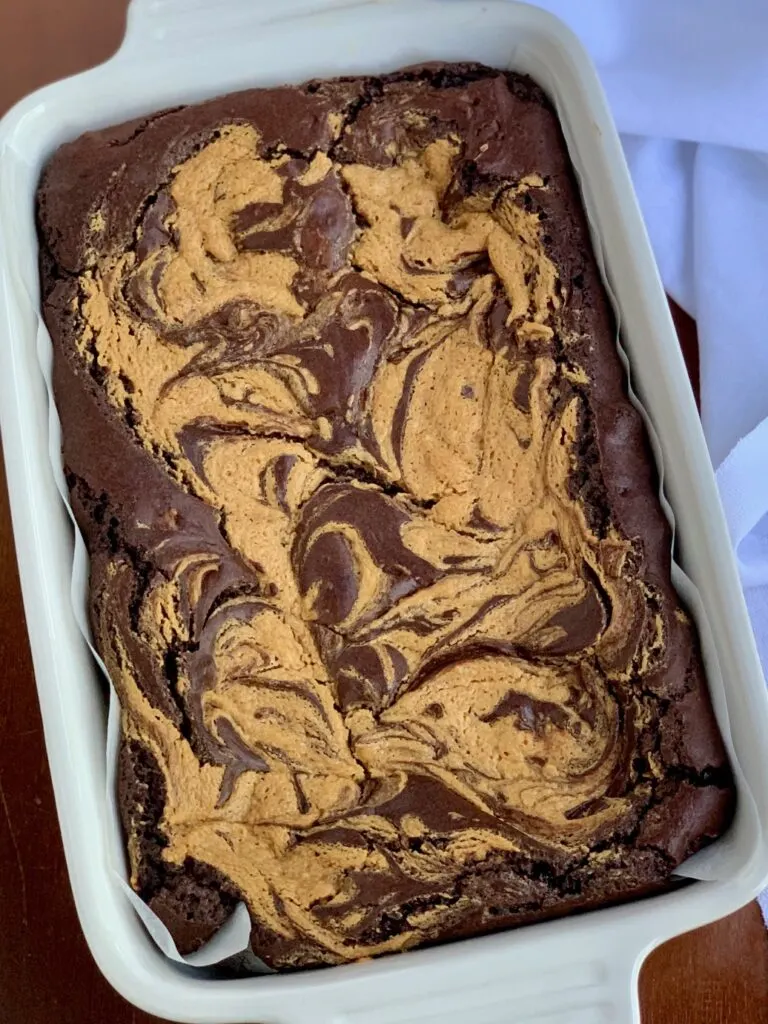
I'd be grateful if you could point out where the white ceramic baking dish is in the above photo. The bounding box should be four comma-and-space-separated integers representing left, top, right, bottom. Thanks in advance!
1, 1, 767, 1021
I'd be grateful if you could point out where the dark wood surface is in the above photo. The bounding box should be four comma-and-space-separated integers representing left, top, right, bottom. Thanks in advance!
1, 3, 767, 1021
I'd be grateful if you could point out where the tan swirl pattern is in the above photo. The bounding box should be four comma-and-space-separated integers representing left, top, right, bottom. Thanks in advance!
78, 123, 662, 961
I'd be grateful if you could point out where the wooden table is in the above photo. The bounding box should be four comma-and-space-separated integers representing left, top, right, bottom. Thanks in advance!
1, 3, 767, 1021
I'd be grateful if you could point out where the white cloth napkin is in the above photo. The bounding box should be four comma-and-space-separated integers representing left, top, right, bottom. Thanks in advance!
522, 0, 768, 915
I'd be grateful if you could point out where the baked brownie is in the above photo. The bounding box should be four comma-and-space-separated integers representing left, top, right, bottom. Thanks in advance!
37, 63, 734, 969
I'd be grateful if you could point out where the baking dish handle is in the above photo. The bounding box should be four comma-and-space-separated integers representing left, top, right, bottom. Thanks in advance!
325, 938, 645, 1024
121, 0, 360, 53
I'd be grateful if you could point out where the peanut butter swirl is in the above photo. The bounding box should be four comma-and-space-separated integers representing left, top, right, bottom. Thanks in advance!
43, 69, 731, 968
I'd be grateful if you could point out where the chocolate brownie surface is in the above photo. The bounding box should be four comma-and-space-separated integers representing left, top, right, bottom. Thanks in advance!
38, 63, 733, 969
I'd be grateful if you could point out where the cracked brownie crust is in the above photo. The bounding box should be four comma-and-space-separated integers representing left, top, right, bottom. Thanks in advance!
37, 63, 733, 969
